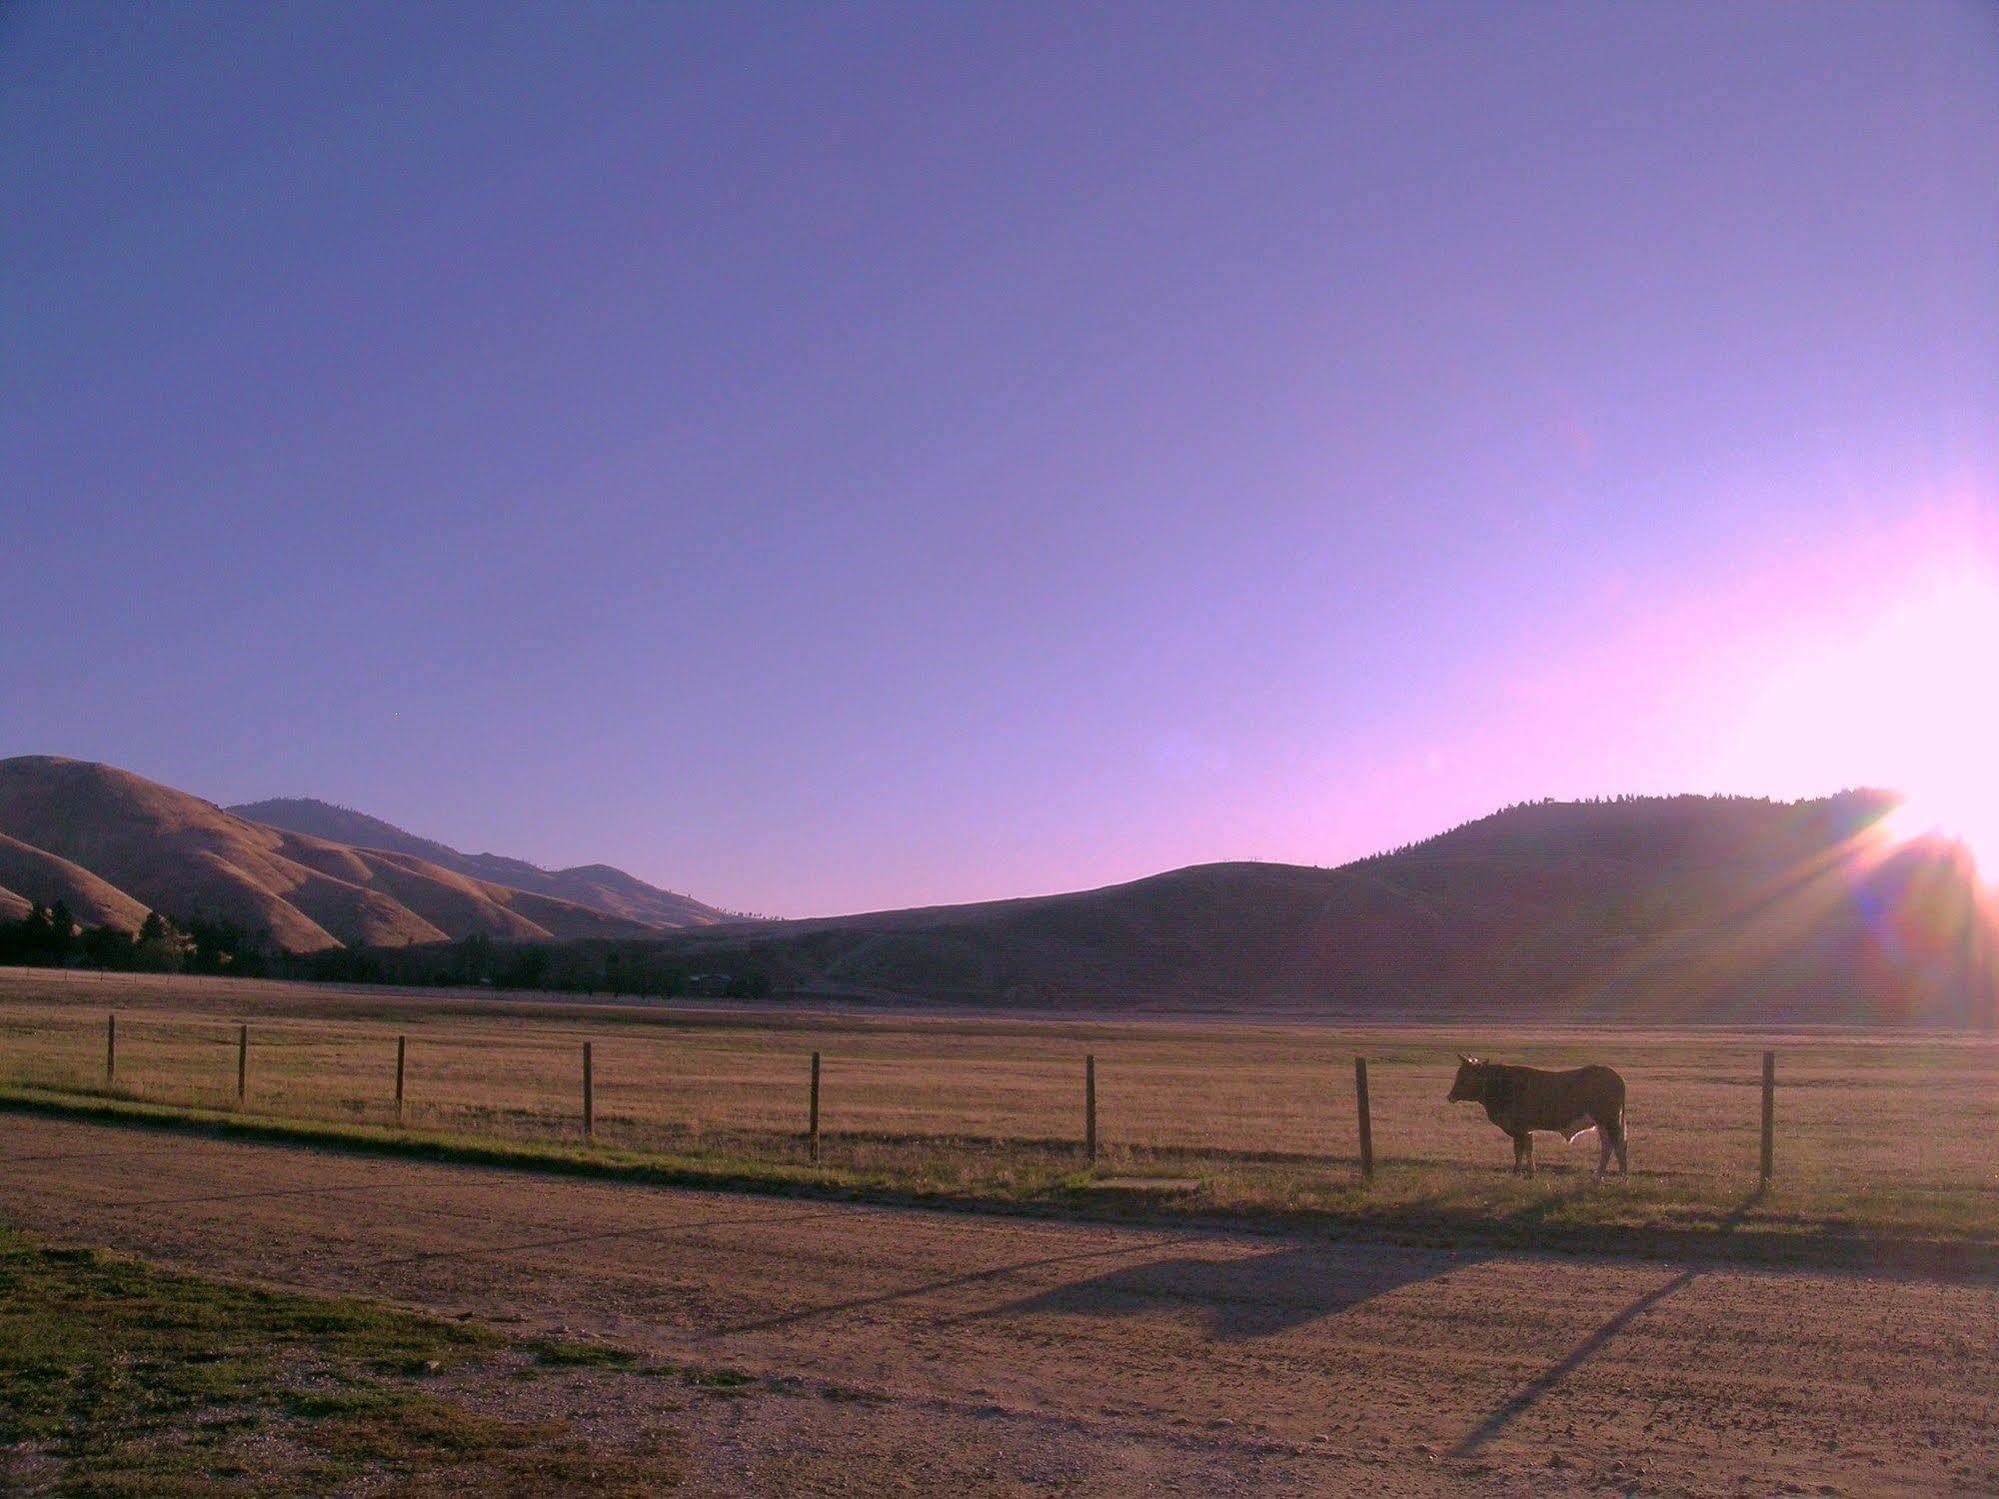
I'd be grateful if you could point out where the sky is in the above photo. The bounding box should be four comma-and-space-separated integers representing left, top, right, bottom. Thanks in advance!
4, 2, 1996, 917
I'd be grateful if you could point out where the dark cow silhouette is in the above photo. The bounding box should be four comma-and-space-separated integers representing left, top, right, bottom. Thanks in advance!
1447, 1055, 1627, 1177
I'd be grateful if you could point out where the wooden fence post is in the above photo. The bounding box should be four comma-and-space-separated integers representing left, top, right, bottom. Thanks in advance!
1085, 1053, 1098, 1165
105, 1012, 116, 1086
1759, 1049, 1775, 1186
1354, 1056, 1375, 1184
236, 1024, 248, 1106
583, 1041, 595, 1140
808, 1051, 821, 1163
395, 1035, 407, 1125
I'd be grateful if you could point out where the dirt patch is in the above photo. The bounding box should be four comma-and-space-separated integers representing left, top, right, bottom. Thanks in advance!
4, 1114, 1997, 1495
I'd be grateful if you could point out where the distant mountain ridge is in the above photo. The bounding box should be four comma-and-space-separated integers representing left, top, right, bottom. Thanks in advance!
7, 756, 1992, 1027
628, 791, 1998, 1025
227, 797, 726, 930
0, 757, 674, 951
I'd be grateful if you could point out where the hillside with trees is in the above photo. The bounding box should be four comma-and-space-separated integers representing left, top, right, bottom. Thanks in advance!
5, 759, 1991, 1026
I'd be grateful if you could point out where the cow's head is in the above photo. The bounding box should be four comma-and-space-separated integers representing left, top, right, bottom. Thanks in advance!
1447, 1054, 1485, 1103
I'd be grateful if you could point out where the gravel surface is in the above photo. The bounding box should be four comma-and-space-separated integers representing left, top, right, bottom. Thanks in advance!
4, 1115, 1995, 1495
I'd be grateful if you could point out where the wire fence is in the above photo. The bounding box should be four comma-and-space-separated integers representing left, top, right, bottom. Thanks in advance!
5, 999, 1999, 1221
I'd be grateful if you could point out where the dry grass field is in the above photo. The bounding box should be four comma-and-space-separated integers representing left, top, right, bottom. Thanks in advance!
4, 968, 1996, 1246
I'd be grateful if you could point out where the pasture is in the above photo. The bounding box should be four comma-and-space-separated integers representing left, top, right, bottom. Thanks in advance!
3, 969, 1996, 1247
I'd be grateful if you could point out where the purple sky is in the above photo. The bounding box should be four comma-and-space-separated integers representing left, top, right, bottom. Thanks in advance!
5, 3, 1996, 917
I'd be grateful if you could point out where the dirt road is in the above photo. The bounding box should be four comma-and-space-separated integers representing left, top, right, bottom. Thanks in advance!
4, 1115, 1995, 1495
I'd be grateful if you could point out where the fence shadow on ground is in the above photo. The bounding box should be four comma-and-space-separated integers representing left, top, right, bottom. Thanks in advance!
978, 1240, 1477, 1341
714, 1234, 1212, 1337
1449, 1188, 1764, 1458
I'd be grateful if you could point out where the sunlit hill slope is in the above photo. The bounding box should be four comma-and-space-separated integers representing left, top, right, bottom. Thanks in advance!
3, 758, 1991, 1024
0, 757, 663, 951
227, 797, 727, 930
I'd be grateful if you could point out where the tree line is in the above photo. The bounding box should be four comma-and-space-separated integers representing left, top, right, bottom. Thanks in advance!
292, 933, 774, 999
1, 904, 775, 1000
0, 903, 271, 976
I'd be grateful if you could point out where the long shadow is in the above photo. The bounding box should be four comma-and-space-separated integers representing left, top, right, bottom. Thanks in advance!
714, 1234, 1207, 1337
1449, 1189, 1765, 1459
975, 1239, 1478, 1342
381, 1207, 838, 1267
23, 1151, 842, 1269
0, 1143, 176, 1168
102, 1180, 395, 1211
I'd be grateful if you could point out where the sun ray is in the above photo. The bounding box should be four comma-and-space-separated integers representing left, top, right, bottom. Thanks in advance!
1725, 562, 1999, 875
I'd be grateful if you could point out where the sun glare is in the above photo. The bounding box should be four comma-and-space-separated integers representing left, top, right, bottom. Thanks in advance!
1882, 792, 1999, 876
1727, 562, 1999, 874
1856, 571, 1999, 872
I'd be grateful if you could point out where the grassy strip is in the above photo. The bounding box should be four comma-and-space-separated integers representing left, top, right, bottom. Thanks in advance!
0, 1226, 680, 1496
0, 1082, 853, 1192
4, 1084, 1994, 1274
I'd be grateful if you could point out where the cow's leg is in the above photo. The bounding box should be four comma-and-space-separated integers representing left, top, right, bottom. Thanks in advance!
1596, 1125, 1613, 1177
1510, 1133, 1524, 1174
1515, 1132, 1534, 1177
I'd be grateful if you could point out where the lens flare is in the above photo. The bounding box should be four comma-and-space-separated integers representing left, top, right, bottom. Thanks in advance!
1881, 793, 1999, 877
1732, 563, 1999, 874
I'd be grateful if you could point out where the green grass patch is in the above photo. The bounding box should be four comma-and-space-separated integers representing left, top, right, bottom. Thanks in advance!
0, 1227, 677, 1495
530, 1340, 641, 1369
4, 1083, 1995, 1274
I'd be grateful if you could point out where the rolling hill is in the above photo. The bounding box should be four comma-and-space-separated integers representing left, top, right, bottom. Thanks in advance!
0, 831, 153, 931
625, 792, 1996, 1024
227, 797, 726, 929
6, 756, 1991, 1024
0, 757, 664, 951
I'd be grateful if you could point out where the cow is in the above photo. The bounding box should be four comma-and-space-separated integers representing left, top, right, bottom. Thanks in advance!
1447, 1055, 1628, 1177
